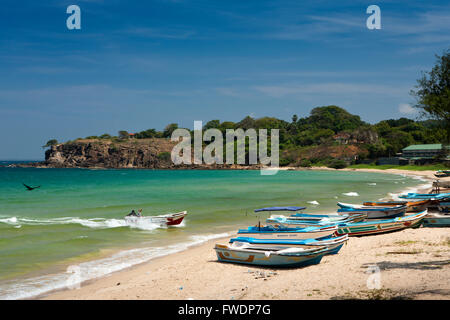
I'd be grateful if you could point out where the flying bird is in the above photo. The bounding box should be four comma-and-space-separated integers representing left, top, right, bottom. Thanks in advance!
23, 183, 41, 191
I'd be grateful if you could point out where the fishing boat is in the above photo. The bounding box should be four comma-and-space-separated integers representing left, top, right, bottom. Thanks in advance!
229, 234, 349, 254
363, 200, 430, 212
266, 213, 365, 228
399, 192, 450, 200
125, 211, 187, 226
237, 224, 338, 240
337, 202, 406, 219
214, 244, 332, 268
335, 210, 428, 237
434, 170, 450, 178
422, 212, 450, 227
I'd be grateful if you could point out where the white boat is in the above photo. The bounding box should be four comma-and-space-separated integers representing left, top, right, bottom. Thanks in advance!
125, 211, 187, 226
236, 224, 338, 240
266, 213, 366, 228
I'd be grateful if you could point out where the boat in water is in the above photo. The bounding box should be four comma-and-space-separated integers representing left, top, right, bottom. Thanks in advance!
125, 210, 187, 226
214, 243, 333, 268
337, 202, 406, 219
335, 210, 428, 237
362, 200, 430, 212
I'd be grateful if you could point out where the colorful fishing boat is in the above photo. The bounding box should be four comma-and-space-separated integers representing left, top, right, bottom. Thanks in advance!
335, 210, 428, 237
214, 244, 332, 268
266, 213, 365, 228
399, 192, 450, 200
337, 202, 406, 219
237, 224, 338, 240
229, 234, 349, 254
362, 200, 429, 212
422, 212, 450, 227
125, 210, 187, 226
434, 170, 450, 178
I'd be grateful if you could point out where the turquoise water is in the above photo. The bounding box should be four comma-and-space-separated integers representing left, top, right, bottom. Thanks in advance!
0, 168, 425, 299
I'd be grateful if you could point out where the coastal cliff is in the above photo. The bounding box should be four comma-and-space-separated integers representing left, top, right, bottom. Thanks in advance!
44, 138, 176, 168
42, 138, 256, 169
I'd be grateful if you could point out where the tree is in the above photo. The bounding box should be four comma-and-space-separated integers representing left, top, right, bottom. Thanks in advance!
118, 130, 129, 139
42, 139, 58, 149
163, 123, 178, 138
292, 114, 298, 123
411, 50, 450, 143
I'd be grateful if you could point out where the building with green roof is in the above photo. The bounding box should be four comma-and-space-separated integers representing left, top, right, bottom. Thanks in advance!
402, 144, 449, 159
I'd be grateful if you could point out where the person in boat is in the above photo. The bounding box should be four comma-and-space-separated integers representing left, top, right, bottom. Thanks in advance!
126, 209, 144, 218
126, 209, 139, 217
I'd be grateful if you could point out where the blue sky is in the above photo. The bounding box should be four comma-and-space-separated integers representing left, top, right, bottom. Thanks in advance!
0, 0, 449, 160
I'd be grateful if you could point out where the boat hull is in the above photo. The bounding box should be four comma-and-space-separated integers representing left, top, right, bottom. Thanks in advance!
237, 226, 338, 240
125, 211, 187, 226
423, 213, 450, 227
337, 202, 406, 219
229, 235, 348, 255
335, 211, 427, 237
363, 200, 429, 213
214, 245, 328, 268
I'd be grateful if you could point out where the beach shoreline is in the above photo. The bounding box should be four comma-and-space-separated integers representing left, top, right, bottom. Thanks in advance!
36, 168, 450, 300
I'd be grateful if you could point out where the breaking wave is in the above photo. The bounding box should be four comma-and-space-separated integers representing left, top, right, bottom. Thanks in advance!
0, 216, 164, 231
342, 192, 359, 197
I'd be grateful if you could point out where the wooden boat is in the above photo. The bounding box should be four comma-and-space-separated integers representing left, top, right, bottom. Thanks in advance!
434, 170, 450, 178
214, 244, 331, 268
399, 192, 450, 200
229, 234, 349, 254
337, 202, 406, 219
266, 213, 366, 228
363, 200, 430, 212
422, 212, 450, 227
237, 224, 338, 240
125, 211, 187, 226
335, 210, 428, 237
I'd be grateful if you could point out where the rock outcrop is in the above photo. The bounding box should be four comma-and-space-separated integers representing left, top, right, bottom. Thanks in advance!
40, 138, 259, 169
44, 139, 177, 168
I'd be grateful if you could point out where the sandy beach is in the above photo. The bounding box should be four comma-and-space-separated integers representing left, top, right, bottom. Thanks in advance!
41, 168, 450, 300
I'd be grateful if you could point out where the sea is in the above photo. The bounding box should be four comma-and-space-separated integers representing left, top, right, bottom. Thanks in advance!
0, 164, 430, 299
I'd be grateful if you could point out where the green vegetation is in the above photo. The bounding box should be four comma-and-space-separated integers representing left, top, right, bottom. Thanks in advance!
42, 139, 58, 148
348, 164, 449, 171
411, 50, 450, 143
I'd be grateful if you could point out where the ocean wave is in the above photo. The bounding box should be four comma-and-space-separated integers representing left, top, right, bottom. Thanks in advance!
307, 200, 320, 205
385, 182, 432, 201
342, 192, 359, 196
0, 231, 232, 300
0, 216, 165, 231
367, 183, 376, 186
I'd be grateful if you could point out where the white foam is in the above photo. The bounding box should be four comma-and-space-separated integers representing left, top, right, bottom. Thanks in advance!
368, 183, 376, 186
0, 216, 163, 231
342, 192, 359, 197
307, 201, 320, 205
0, 231, 232, 300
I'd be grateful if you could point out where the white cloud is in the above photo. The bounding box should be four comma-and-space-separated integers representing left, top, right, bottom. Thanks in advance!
398, 103, 416, 114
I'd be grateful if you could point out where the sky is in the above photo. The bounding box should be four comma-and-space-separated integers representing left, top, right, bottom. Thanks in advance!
0, 0, 449, 160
